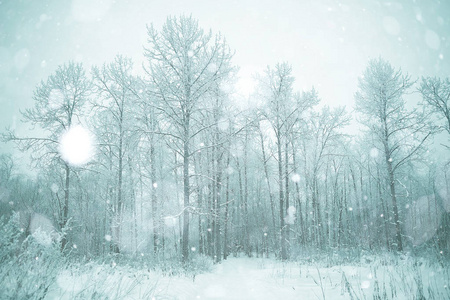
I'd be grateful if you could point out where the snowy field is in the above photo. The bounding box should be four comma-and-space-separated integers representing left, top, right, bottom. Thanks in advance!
43, 255, 449, 300
1, 2, 450, 300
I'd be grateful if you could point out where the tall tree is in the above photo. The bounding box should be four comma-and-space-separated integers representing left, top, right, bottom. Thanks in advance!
419, 77, 450, 135
2, 62, 91, 250
144, 15, 233, 262
92, 55, 139, 253
257, 62, 295, 260
355, 58, 431, 251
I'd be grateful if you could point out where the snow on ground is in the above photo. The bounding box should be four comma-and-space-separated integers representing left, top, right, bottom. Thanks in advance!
45, 256, 449, 299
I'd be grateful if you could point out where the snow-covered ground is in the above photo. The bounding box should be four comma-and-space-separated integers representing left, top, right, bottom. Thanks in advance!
45, 255, 449, 299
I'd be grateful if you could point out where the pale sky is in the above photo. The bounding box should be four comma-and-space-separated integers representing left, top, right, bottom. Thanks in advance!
1, 0, 450, 153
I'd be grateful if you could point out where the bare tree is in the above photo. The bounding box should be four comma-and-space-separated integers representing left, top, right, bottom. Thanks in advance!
419, 77, 450, 135
257, 62, 296, 260
2, 62, 91, 250
92, 55, 140, 253
355, 58, 431, 251
144, 15, 233, 262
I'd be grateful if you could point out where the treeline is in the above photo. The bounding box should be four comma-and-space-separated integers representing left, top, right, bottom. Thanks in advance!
1, 16, 450, 263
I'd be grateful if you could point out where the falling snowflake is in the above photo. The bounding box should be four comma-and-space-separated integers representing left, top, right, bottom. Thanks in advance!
291, 173, 301, 183
51, 183, 59, 194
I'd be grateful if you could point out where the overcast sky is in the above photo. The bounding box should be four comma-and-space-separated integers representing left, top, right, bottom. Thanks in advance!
1, 0, 450, 153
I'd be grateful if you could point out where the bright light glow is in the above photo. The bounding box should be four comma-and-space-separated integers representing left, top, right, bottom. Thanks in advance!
59, 125, 95, 166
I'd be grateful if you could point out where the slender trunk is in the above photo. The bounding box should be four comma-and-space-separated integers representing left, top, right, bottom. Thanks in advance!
215, 161, 222, 263
151, 144, 159, 254
284, 137, 290, 258
324, 162, 329, 249
377, 165, 391, 250
292, 145, 304, 245
194, 153, 204, 254
127, 156, 138, 255
237, 159, 243, 253
182, 117, 190, 262
61, 163, 70, 251
243, 131, 250, 256
223, 153, 230, 260
115, 122, 123, 254
386, 156, 403, 251
382, 109, 403, 252
210, 144, 216, 257
277, 133, 287, 260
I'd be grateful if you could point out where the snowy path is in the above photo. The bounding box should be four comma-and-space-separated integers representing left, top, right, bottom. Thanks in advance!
46, 256, 448, 299
157, 257, 345, 300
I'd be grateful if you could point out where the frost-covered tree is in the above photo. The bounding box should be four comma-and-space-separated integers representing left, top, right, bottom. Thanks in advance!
303, 106, 349, 249
2, 62, 91, 250
92, 55, 140, 253
144, 15, 233, 262
257, 62, 296, 260
355, 58, 431, 251
419, 77, 450, 135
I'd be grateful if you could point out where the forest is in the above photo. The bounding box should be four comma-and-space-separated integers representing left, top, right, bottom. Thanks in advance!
1, 14, 450, 300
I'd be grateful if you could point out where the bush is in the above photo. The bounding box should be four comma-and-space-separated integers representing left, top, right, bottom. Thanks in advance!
0, 213, 64, 299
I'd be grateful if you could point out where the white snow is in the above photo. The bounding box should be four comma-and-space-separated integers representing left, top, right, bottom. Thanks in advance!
45, 256, 449, 300
58, 125, 95, 166
369, 148, 378, 158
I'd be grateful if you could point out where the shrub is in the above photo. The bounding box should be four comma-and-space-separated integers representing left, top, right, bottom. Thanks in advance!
0, 213, 64, 299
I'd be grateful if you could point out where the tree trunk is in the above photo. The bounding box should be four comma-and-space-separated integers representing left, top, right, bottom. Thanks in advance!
284, 137, 290, 259
61, 163, 70, 251
385, 154, 403, 251
277, 133, 287, 260
223, 153, 230, 260
151, 144, 159, 254
182, 118, 190, 263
